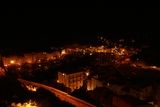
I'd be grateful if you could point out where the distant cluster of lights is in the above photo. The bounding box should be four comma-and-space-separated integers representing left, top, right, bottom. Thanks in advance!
11, 100, 37, 107
60, 45, 131, 58
25, 85, 37, 92
3, 44, 139, 68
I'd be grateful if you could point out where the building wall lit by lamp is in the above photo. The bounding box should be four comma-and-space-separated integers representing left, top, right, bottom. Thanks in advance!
57, 71, 88, 92
57, 72, 67, 88
87, 76, 103, 91
61, 50, 66, 55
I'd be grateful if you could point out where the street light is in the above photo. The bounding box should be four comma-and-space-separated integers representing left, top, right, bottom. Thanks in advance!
86, 72, 89, 76
10, 60, 15, 64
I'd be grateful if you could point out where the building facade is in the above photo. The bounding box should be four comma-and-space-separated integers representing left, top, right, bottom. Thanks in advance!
57, 70, 90, 91
87, 76, 103, 91
57, 70, 104, 91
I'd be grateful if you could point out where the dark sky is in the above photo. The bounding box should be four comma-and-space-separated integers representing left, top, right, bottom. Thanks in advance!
1, 8, 160, 53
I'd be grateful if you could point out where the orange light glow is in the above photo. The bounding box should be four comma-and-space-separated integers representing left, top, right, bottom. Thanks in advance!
27, 60, 32, 63
10, 60, 15, 64
11, 100, 37, 107
17, 63, 21, 66
4, 64, 8, 67
61, 50, 66, 55
57, 80, 59, 83
26, 85, 37, 92
151, 66, 157, 68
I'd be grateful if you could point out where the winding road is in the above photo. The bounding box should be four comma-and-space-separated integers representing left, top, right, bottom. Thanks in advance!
18, 79, 96, 107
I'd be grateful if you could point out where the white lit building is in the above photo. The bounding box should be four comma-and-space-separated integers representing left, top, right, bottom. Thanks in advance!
57, 69, 104, 91
87, 75, 103, 91
57, 69, 90, 91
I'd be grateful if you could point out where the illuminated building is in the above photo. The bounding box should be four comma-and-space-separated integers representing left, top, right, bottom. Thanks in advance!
57, 69, 90, 91
87, 76, 103, 91
3, 56, 24, 66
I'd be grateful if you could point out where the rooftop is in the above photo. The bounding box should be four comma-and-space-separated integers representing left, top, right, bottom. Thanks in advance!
59, 67, 89, 74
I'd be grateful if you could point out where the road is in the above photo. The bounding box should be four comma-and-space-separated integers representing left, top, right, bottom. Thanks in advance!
18, 79, 96, 107
132, 62, 160, 71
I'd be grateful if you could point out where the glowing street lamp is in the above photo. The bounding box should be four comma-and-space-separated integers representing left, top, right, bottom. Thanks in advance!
86, 72, 89, 76
57, 80, 59, 83
10, 60, 15, 64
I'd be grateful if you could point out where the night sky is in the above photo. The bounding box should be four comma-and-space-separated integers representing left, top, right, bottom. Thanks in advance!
1, 8, 160, 53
